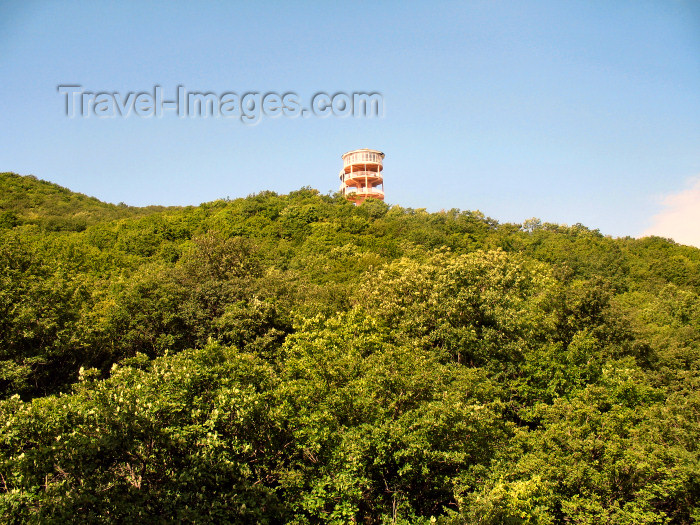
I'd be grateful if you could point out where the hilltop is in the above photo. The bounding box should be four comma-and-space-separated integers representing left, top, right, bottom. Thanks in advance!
0, 172, 177, 231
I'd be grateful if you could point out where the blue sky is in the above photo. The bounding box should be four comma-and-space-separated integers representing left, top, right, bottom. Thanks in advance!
1, 1, 699, 244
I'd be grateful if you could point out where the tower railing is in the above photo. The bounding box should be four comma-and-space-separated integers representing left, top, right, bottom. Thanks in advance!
340, 170, 383, 182
344, 187, 384, 196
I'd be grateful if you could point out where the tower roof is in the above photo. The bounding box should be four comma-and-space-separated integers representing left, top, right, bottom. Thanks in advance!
341, 148, 385, 159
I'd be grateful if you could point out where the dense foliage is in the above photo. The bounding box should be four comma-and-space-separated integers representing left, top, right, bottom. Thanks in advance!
1, 172, 699, 523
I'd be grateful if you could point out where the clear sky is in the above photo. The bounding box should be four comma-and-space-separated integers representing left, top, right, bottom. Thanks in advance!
1, 1, 699, 244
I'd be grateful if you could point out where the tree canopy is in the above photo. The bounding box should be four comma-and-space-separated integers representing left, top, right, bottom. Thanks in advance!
1, 173, 698, 523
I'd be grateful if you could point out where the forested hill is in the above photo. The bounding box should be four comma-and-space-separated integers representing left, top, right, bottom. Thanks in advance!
0, 172, 176, 231
1, 172, 699, 523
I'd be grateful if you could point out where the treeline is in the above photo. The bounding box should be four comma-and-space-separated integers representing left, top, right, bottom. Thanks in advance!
0, 172, 698, 523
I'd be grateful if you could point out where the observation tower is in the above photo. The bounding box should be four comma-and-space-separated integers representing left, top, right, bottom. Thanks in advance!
339, 148, 385, 204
